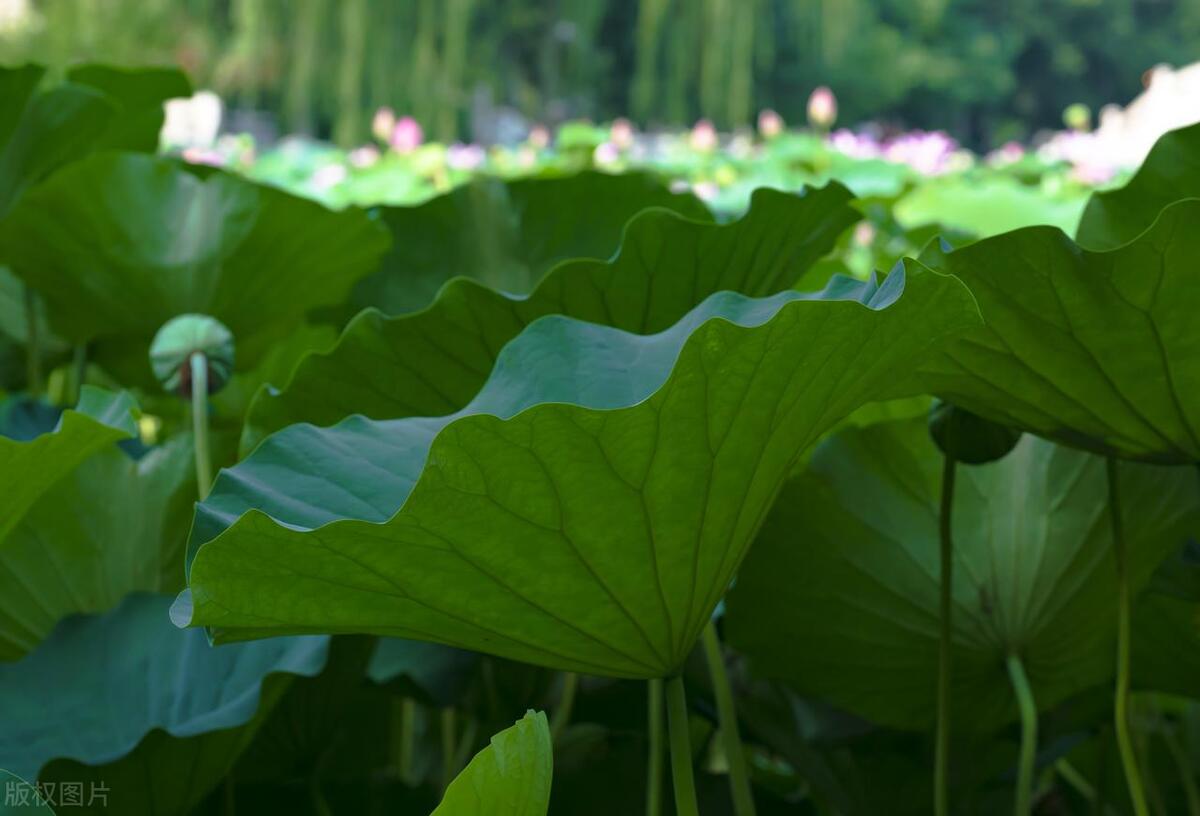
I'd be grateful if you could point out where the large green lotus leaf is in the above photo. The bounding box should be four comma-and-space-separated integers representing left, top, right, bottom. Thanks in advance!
0, 593, 329, 809
915, 198, 1200, 464
350, 171, 712, 316
0, 387, 136, 544
65, 64, 191, 153
0, 770, 54, 814
0, 67, 114, 220
724, 418, 1199, 732
241, 184, 860, 449
0, 436, 195, 660
178, 264, 979, 678
895, 174, 1087, 238
1133, 592, 1200, 699
0, 152, 390, 377
431, 710, 552, 816
1076, 122, 1200, 249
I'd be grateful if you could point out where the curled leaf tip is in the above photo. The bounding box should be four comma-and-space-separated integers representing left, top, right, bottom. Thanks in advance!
150, 313, 235, 396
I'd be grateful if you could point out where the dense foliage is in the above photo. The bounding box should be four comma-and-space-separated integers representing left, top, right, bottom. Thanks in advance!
0, 63, 1198, 816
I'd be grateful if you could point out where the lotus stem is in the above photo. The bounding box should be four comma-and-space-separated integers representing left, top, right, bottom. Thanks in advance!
441, 706, 458, 792
72, 344, 87, 407
392, 697, 417, 785
1107, 457, 1150, 816
935, 453, 956, 816
1163, 724, 1200, 816
665, 675, 700, 816
23, 284, 41, 394
646, 678, 664, 816
191, 352, 213, 499
449, 716, 479, 778
550, 672, 579, 743
1006, 653, 1038, 815
701, 620, 756, 816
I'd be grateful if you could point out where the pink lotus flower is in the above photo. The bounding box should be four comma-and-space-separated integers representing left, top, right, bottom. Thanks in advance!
987, 141, 1025, 167
689, 119, 718, 152
371, 107, 395, 144
311, 163, 347, 191
593, 142, 621, 166
828, 129, 882, 159
527, 125, 550, 150
610, 117, 635, 150
447, 143, 486, 171
181, 146, 226, 167
389, 116, 423, 153
692, 180, 719, 201
757, 109, 784, 139
348, 145, 381, 168
807, 87, 837, 130
853, 222, 876, 247
883, 130, 957, 175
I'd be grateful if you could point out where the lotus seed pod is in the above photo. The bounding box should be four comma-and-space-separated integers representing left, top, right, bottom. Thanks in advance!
928, 400, 1021, 465
149, 314, 235, 397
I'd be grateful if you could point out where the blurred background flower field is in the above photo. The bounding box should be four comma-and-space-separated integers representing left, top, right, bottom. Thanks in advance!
3, 0, 1200, 245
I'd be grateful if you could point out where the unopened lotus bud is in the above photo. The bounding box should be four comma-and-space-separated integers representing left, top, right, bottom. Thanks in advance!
610, 117, 635, 150
150, 314, 235, 398
689, 119, 717, 152
757, 108, 784, 139
807, 86, 837, 130
390, 116, 423, 153
527, 125, 551, 150
371, 107, 396, 143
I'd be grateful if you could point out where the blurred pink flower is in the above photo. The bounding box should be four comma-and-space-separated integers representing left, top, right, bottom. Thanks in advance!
807, 87, 837, 130
593, 141, 621, 166
757, 108, 784, 139
348, 145, 381, 168
527, 125, 551, 150
691, 180, 719, 201
884, 130, 957, 175
610, 117, 635, 150
372, 107, 396, 143
312, 163, 347, 190
853, 222, 876, 247
517, 145, 538, 168
828, 129, 881, 159
181, 146, 225, 167
986, 141, 1025, 167
389, 116, 423, 153
689, 119, 718, 152
447, 142, 486, 171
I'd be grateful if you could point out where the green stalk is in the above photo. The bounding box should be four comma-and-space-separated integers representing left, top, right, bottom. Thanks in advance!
665, 675, 700, 816
1163, 726, 1200, 816
392, 697, 417, 785
1107, 457, 1150, 816
449, 716, 479, 776
190, 352, 213, 499
71, 344, 88, 406
646, 678, 664, 816
701, 621, 756, 816
24, 284, 41, 394
550, 672, 579, 743
935, 453, 957, 816
441, 706, 458, 792
1006, 653, 1038, 815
